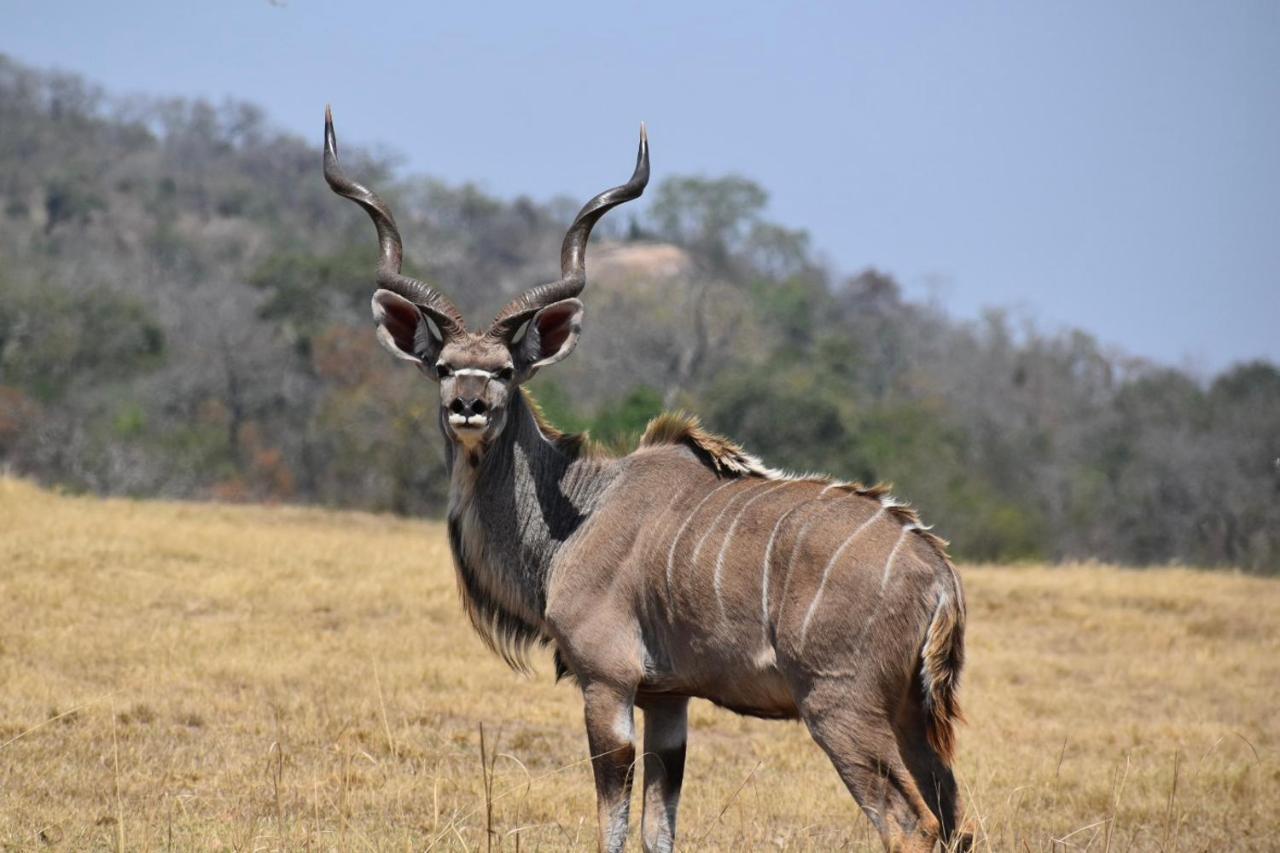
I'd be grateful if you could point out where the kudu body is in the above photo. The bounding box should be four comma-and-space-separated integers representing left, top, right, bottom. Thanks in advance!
322, 109, 968, 853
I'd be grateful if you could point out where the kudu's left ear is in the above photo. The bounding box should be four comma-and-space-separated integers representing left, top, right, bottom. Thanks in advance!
516, 298, 584, 376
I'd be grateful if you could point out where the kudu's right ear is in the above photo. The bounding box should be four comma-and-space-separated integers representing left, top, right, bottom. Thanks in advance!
371, 289, 446, 377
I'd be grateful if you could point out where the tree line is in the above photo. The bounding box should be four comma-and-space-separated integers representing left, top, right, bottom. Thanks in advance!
1, 54, 1277, 572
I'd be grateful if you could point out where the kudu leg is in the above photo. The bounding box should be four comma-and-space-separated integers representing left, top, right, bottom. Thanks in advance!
894, 699, 971, 851
800, 682, 941, 852
582, 683, 638, 853
639, 697, 689, 853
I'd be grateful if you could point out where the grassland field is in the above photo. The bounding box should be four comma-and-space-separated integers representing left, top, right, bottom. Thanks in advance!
1, 476, 1277, 851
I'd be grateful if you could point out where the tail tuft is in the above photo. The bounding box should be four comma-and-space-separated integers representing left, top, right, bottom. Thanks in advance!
920, 581, 966, 763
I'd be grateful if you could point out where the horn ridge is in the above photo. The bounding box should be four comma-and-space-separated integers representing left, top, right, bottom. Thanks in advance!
559, 122, 650, 281
323, 106, 465, 335
491, 124, 650, 337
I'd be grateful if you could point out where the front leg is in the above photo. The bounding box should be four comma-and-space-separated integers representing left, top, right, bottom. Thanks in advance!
640, 697, 689, 853
583, 682, 638, 852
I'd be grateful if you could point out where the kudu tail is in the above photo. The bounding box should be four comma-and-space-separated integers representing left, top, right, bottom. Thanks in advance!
919, 578, 966, 764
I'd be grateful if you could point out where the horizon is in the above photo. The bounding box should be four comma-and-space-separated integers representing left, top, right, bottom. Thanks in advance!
5, 1, 1278, 372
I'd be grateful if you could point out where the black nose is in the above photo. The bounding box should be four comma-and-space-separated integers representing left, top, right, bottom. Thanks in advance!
450, 397, 488, 417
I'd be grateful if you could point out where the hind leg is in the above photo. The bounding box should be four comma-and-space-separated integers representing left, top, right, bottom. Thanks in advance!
799, 678, 940, 852
894, 698, 971, 851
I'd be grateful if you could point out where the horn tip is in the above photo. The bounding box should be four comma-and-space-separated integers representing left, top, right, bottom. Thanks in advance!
324, 105, 338, 158
635, 122, 650, 188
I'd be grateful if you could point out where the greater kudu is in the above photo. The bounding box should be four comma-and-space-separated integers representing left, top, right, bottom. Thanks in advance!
322, 108, 968, 853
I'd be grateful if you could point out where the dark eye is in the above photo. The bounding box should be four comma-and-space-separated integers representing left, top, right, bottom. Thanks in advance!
497, 367, 515, 382
435, 363, 451, 377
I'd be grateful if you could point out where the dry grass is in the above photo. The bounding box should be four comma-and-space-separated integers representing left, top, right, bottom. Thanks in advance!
1, 476, 1277, 851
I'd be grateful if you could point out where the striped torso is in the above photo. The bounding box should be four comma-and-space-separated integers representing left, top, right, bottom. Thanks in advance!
605, 450, 950, 716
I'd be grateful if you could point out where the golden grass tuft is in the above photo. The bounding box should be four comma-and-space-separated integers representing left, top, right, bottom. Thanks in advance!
1, 476, 1277, 850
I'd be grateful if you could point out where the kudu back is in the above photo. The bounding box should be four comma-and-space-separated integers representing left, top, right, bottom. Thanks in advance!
322, 108, 969, 853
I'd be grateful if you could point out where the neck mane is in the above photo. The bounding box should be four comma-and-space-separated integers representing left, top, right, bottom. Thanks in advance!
444, 388, 615, 670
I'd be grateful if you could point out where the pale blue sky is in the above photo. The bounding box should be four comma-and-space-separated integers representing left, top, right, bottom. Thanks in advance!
6, 1, 1278, 371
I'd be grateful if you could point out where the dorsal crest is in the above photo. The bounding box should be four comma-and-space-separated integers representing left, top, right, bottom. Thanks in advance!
639, 412, 775, 479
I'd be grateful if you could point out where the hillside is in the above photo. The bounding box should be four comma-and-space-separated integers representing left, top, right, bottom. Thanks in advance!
2, 53, 1279, 571
1, 478, 1276, 850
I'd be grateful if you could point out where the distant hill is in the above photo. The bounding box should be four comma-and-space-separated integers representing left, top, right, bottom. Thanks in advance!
2, 53, 1277, 571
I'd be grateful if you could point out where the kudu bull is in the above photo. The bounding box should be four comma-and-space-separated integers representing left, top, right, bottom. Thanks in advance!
322, 108, 968, 852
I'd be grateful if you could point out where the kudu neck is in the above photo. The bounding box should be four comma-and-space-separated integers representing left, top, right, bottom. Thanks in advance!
447, 387, 607, 495
443, 388, 617, 646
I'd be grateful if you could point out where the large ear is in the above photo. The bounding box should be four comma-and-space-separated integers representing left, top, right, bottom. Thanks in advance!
515, 298, 584, 376
371, 289, 445, 375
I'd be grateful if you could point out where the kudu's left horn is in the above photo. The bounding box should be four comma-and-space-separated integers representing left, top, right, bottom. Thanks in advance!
323, 106, 466, 337
490, 124, 650, 338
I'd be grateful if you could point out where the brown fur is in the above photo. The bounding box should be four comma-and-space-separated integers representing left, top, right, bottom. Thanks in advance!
530, 395, 953, 574
639, 412, 775, 478
641, 413, 953, 561
521, 388, 603, 459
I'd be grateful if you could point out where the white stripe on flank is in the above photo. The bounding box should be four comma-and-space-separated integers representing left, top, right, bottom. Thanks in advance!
713, 480, 793, 618
777, 491, 852, 625
761, 502, 806, 637
881, 526, 910, 590
650, 484, 697, 611
691, 482, 758, 567
797, 507, 884, 651
666, 480, 736, 594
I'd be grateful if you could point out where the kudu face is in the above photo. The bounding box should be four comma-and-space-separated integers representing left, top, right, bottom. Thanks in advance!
322, 105, 646, 452
370, 289, 584, 449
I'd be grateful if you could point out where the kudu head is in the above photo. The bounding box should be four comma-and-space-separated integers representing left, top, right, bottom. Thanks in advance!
323, 107, 649, 450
